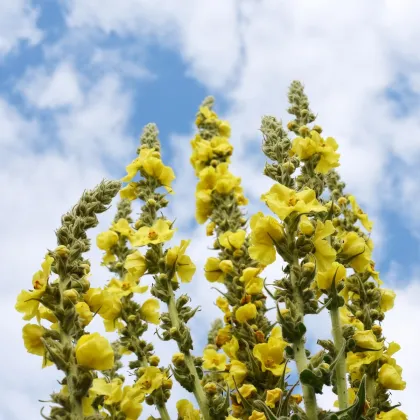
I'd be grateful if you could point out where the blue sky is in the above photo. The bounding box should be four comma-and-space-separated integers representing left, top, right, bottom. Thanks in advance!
1, 1, 420, 419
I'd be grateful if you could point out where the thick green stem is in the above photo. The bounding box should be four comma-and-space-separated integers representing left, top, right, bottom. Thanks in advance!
366, 371, 376, 408
167, 285, 211, 420
330, 306, 348, 410
290, 262, 318, 420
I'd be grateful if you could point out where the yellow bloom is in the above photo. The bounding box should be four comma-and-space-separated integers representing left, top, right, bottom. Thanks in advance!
339, 307, 364, 330
346, 349, 383, 381
222, 336, 239, 360
120, 182, 137, 200
16, 254, 54, 320
380, 288, 396, 312
22, 324, 52, 368
378, 363, 406, 390
249, 411, 267, 420
140, 298, 160, 324
226, 360, 248, 388
112, 218, 135, 237
204, 257, 225, 283
316, 262, 346, 290
261, 183, 326, 221
291, 134, 317, 159
176, 399, 200, 420
290, 394, 303, 405
313, 134, 340, 174
235, 303, 257, 323
348, 195, 373, 231
120, 385, 144, 420
266, 388, 283, 408
135, 367, 165, 394
376, 408, 407, 420
124, 250, 147, 278
249, 211, 285, 265
339, 231, 371, 272
107, 274, 148, 299
91, 377, 123, 404
253, 326, 288, 376
203, 348, 227, 371
75, 333, 114, 370
96, 230, 119, 251
75, 302, 93, 326
165, 239, 196, 282
131, 219, 175, 246
313, 220, 336, 272
219, 259, 234, 274
206, 221, 216, 236
211, 136, 233, 156
121, 147, 160, 182
240, 267, 264, 295
219, 229, 246, 250
353, 330, 383, 351
235, 383, 257, 403
142, 157, 175, 192
37, 306, 57, 324
299, 215, 315, 235
216, 325, 232, 347
216, 296, 231, 314
195, 189, 213, 224
218, 121, 231, 137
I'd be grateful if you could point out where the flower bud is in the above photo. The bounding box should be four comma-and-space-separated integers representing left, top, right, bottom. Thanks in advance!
298, 126, 310, 137
149, 355, 160, 366
219, 260, 234, 274
282, 161, 295, 174
162, 378, 173, 390
204, 382, 218, 396
312, 125, 323, 133
55, 245, 70, 258
338, 196, 348, 206
287, 121, 297, 131
233, 249, 244, 258
172, 352, 185, 366
372, 325, 382, 336
255, 330, 265, 343
206, 222, 216, 236
63, 289, 79, 303
302, 262, 315, 275
147, 198, 157, 206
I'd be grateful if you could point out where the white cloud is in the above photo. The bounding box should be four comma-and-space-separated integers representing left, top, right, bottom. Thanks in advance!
17, 61, 83, 109
0, 0, 42, 55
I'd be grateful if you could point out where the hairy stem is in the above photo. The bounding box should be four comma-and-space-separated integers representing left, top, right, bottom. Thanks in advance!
330, 306, 348, 410
167, 284, 210, 420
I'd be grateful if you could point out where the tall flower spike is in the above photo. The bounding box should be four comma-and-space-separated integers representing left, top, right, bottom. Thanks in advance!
192, 99, 292, 419
119, 123, 211, 420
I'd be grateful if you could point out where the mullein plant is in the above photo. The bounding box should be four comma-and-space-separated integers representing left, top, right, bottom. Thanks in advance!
16, 80, 406, 420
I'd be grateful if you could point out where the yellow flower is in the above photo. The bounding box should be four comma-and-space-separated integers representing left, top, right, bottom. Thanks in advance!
216, 325, 232, 347
121, 147, 160, 182
376, 408, 408, 420
316, 262, 346, 290
222, 336, 239, 360
348, 195, 373, 231
313, 220, 336, 272
204, 257, 225, 283
112, 218, 135, 237
219, 260, 234, 274
226, 360, 248, 388
339, 231, 371, 272
165, 239, 196, 282
249, 411, 267, 420
142, 157, 175, 192
290, 394, 303, 405
299, 215, 315, 235
176, 399, 200, 420
235, 303, 257, 323
378, 363, 406, 390
124, 250, 147, 278
206, 221, 216, 236
131, 219, 175, 246
107, 274, 148, 299
346, 349, 383, 381
120, 182, 137, 200
140, 298, 160, 324
120, 385, 144, 420
135, 367, 165, 394
380, 288, 396, 312
16, 254, 54, 320
266, 388, 283, 408
37, 306, 58, 324
216, 296, 231, 314
22, 324, 52, 368
353, 330, 383, 351
195, 189, 213, 224
91, 377, 123, 405
219, 230, 246, 250
367, 261, 384, 285
75, 333, 114, 370
203, 348, 227, 371
253, 326, 288, 376
235, 383, 257, 403
339, 307, 364, 330
249, 212, 285, 265
291, 134, 317, 159
96, 230, 119, 251
75, 302, 93, 326
218, 121, 231, 137
240, 267, 264, 295
211, 136, 233, 156
261, 183, 326, 221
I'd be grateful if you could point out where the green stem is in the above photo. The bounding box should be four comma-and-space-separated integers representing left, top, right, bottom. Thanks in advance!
290, 262, 318, 420
156, 403, 171, 420
167, 284, 211, 420
330, 306, 348, 410
366, 371, 376, 408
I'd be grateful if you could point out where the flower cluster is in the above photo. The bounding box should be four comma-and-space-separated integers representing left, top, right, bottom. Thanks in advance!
16, 81, 407, 420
